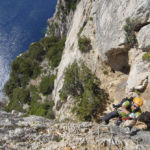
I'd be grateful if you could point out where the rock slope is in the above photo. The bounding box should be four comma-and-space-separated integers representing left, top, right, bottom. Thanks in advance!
0, 111, 150, 150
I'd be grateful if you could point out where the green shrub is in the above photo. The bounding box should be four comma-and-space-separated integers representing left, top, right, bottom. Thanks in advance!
10, 57, 40, 87
77, 21, 87, 37
90, 17, 93, 21
40, 36, 59, 49
39, 75, 55, 95
3, 36, 65, 99
29, 42, 45, 61
78, 36, 91, 52
29, 100, 55, 119
60, 61, 104, 121
142, 52, 150, 62
103, 70, 108, 75
64, 0, 81, 14
46, 36, 66, 68
3, 35, 65, 119
56, 136, 63, 142
3, 40, 44, 98
28, 84, 55, 119
123, 17, 140, 47
6, 88, 30, 112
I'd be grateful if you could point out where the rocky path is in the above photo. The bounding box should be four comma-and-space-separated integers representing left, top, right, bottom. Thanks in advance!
0, 111, 150, 150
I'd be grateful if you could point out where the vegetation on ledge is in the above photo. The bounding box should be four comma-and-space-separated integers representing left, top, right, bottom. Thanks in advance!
57, 0, 81, 17
39, 75, 56, 95
78, 36, 91, 53
60, 61, 106, 121
123, 17, 141, 48
142, 52, 150, 62
3, 35, 66, 119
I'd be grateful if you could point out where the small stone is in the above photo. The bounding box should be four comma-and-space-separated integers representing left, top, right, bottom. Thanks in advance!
64, 146, 72, 150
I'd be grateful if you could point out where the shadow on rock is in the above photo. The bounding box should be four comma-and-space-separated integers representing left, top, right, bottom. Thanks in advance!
139, 111, 150, 130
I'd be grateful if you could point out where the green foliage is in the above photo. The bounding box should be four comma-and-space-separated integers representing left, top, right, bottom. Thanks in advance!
46, 36, 66, 68
6, 88, 30, 112
64, 0, 81, 14
56, 0, 81, 19
4, 35, 65, 119
142, 52, 150, 62
77, 21, 87, 37
103, 70, 108, 75
39, 75, 55, 95
78, 36, 91, 53
29, 42, 45, 61
28, 85, 55, 119
56, 136, 63, 142
90, 17, 93, 21
40, 36, 59, 49
4, 36, 65, 99
60, 61, 104, 121
29, 100, 55, 119
123, 17, 140, 47
3, 41, 44, 98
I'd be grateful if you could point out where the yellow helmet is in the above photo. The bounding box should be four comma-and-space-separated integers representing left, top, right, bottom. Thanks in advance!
133, 97, 143, 106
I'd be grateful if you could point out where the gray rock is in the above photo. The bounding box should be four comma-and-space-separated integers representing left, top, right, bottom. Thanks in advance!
137, 24, 150, 50
0, 98, 8, 110
95, 0, 150, 61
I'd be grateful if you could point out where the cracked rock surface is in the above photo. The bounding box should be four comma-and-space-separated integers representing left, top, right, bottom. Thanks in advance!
0, 111, 150, 150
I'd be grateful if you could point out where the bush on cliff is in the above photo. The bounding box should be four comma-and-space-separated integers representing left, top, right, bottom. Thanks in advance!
60, 61, 104, 121
3, 41, 44, 97
39, 75, 55, 95
65, 0, 81, 13
29, 100, 55, 119
57, 0, 81, 16
6, 88, 30, 112
46, 36, 66, 68
78, 36, 91, 53
123, 17, 140, 47
3, 36, 65, 96
3, 35, 66, 118
142, 52, 150, 62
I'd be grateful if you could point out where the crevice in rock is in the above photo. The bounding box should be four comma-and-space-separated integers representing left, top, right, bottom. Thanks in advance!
134, 22, 150, 32
106, 48, 130, 74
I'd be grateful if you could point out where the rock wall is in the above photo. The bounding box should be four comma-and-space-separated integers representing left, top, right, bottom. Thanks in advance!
51, 0, 150, 119
52, 0, 94, 120
95, 0, 150, 70
46, 0, 75, 38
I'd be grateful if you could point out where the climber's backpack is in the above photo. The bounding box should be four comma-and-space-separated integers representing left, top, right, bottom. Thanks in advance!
113, 97, 134, 109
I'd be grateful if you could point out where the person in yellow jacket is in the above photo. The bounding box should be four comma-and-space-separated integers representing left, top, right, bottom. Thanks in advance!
103, 97, 143, 133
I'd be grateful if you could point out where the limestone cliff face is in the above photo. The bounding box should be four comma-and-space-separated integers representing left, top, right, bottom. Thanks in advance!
2, 1, 150, 149
46, 0, 75, 38
48, 0, 150, 120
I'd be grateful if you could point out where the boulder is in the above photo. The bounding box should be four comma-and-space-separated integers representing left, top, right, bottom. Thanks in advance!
126, 48, 150, 93
126, 48, 150, 111
137, 24, 150, 50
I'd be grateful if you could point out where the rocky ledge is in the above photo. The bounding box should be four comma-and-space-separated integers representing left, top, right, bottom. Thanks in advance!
0, 111, 150, 150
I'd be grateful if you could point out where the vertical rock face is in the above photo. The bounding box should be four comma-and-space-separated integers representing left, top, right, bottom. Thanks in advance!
137, 24, 150, 49
52, 0, 93, 120
95, 0, 150, 60
126, 48, 150, 111
50, 0, 150, 119
46, 0, 75, 38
